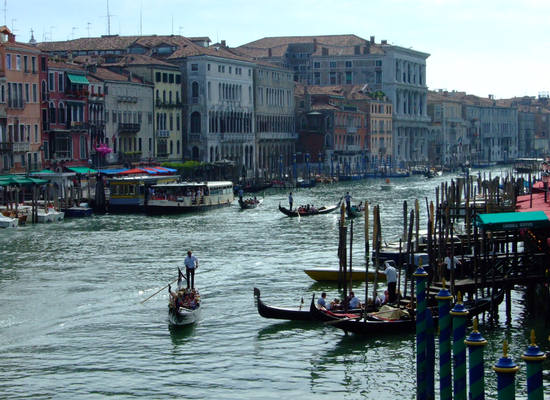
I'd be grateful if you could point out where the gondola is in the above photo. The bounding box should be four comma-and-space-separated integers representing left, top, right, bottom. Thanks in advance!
278, 198, 341, 217
253, 288, 363, 322
168, 288, 201, 326
346, 204, 364, 219
328, 287, 506, 336
238, 197, 263, 209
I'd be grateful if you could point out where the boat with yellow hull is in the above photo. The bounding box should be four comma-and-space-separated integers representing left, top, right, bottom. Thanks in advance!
304, 268, 386, 282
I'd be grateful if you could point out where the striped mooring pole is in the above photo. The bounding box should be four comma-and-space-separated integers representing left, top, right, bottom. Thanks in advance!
450, 292, 469, 400
435, 279, 453, 400
464, 317, 487, 400
414, 265, 429, 400
493, 340, 520, 400
521, 330, 546, 400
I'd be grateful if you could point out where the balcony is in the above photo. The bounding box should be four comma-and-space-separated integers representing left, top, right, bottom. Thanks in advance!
157, 129, 170, 138
13, 142, 30, 152
7, 98, 25, 109
118, 123, 140, 134
117, 95, 138, 103
0, 141, 12, 153
155, 99, 182, 108
121, 151, 142, 162
66, 121, 88, 131
66, 89, 89, 98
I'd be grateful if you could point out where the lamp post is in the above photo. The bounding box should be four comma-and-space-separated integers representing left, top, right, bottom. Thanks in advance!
542, 173, 550, 203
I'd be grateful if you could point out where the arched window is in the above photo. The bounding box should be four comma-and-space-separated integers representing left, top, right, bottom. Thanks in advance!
41, 80, 47, 101
190, 112, 201, 133
58, 102, 65, 124
49, 102, 56, 124
192, 82, 199, 98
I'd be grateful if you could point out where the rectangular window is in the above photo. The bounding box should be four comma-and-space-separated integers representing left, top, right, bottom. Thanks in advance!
32, 84, 37, 102
329, 72, 336, 85
40, 56, 46, 72
80, 136, 86, 159
345, 61, 352, 68
191, 64, 198, 71
207, 64, 210, 71
58, 72, 64, 92
314, 72, 320, 85
155, 72, 161, 82
162, 73, 168, 82
112, 111, 117, 123
228, 66, 232, 74
25, 83, 29, 102
175, 74, 181, 84
169, 74, 174, 83
15, 55, 21, 70
6, 54, 11, 70
345, 71, 352, 84
23, 56, 28, 72
330, 61, 336, 68
48, 72, 55, 91
31, 56, 36, 73
313, 62, 320, 69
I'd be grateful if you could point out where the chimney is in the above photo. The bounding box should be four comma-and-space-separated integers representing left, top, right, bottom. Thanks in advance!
268, 48, 272, 57
370, 36, 375, 44
221, 40, 226, 47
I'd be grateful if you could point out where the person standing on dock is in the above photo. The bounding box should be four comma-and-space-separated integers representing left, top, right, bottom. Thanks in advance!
238, 188, 244, 202
288, 192, 293, 210
184, 250, 199, 289
384, 260, 398, 303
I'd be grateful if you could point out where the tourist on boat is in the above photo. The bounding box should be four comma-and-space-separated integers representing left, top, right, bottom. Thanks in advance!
384, 260, 398, 303
168, 285, 185, 309
348, 292, 361, 309
317, 292, 327, 309
184, 250, 199, 289
330, 298, 341, 310
238, 188, 244, 202
288, 192, 293, 210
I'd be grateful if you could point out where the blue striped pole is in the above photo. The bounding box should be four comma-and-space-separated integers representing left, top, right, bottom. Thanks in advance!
414, 265, 428, 400
493, 340, 519, 400
436, 279, 453, 400
521, 330, 546, 400
465, 317, 487, 400
426, 309, 435, 400
450, 291, 469, 400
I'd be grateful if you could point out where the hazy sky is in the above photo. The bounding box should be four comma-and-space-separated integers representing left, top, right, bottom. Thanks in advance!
7, 0, 550, 99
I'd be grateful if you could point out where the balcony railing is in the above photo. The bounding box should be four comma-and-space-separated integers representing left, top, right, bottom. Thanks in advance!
121, 151, 142, 162
155, 99, 182, 108
118, 123, 141, 134
0, 141, 12, 153
13, 142, 30, 152
65, 89, 89, 98
66, 121, 88, 130
157, 129, 170, 138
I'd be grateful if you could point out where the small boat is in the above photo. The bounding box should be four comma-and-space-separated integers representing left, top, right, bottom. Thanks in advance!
253, 288, 364, 322
64, 205, 93, 218
278, 198, 341, 217
327, 307, 417, 336
346, 204, 364, 219
0, 214, 18, 228
238, 197, 263, 209
304, 268, 386, 282
168, 288, 201, 326
380, 178, 393, 190
37, 208, 65, 223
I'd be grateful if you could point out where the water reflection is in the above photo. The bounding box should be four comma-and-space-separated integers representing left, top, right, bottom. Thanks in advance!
169, 324, 197, 346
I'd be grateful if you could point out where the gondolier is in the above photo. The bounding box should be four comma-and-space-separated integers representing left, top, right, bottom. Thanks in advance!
288, 192, 293, 210
384, 260, 397, 303
344, 191, 352, 215
184, 250, 199, 289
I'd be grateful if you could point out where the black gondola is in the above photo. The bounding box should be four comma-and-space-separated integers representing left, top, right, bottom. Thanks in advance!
253, 288, 363, 322
278, 198, 341, 217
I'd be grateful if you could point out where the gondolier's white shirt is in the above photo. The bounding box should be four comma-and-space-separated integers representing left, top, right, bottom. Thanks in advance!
185, 255, 198, 269
384, 266, 397, 283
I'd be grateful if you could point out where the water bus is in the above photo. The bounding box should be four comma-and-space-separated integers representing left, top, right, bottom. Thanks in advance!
107, 175, 178, 212
146, 181, 234, 214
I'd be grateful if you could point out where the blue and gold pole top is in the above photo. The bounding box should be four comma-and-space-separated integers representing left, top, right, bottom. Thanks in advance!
450, 292, 469, 317
493, 340, 520, 373
521, 330, 546, 362
465, 317, 487, 347
413, 262, 428, 278
436, 278, 453, 301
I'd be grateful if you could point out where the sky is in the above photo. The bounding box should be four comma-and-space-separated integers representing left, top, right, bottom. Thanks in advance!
7, 0, 550, 99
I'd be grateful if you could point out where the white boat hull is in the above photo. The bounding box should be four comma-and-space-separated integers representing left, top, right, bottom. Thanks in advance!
0, 215, 18, 228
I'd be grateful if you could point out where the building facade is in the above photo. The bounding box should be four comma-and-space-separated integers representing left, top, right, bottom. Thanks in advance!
0, 26, 42, 173
88, 67, 154, 165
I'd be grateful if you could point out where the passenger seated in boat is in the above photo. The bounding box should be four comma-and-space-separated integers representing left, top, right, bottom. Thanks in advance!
330, 298, 342, 311
184, 292, 198, 309
348, 292, 361, 309
168, 285, 185, 309
317, 292, 328, 309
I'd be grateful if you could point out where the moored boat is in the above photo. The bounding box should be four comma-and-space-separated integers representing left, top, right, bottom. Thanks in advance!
146, 181, 234, 214
0, 214, 18, 228
168, 288, 201, 326
304, 267, 386, 282
63, 205, 93, 218
278, 198, 341, 217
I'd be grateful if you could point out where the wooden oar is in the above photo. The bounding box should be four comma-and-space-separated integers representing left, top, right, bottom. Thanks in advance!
324, 315, 361, 325
140, 277, 178, 304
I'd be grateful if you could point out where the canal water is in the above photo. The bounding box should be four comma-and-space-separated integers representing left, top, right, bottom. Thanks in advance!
1, 171, 548, 399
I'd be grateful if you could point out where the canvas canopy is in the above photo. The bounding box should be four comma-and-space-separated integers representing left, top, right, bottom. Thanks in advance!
475, 211, 550, 230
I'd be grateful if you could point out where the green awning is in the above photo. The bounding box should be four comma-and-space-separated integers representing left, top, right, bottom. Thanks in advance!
31, 169, 56, 174
68, 167, 97, 174
475, 211, 550, 230
67, 73, 89, 85
0, 176, 49, 186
